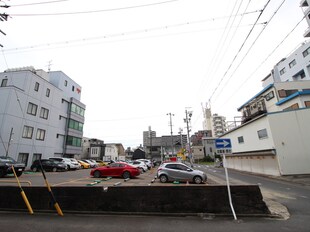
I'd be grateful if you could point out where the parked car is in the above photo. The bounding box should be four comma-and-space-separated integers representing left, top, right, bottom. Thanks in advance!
78, 160, 90, 169
95, 160, 109, 166
31, 159, 67, 172
136, 159, 152, 169
128, 160, 148, 172
49, 157, 79, 170
90, 162, 140, 179
0, 156, 25, 178
82, 159, 98, 168
70, 158, 81, 169
157, 162, 207, 184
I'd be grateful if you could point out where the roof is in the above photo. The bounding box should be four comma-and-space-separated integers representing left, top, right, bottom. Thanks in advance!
276, 90, 310, 105
237, 84, 274, 111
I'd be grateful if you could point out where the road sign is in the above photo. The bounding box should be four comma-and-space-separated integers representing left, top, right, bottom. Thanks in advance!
215, 138, 232, 149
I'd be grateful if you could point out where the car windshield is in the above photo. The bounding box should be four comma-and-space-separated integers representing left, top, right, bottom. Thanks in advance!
0, 156, 16, 163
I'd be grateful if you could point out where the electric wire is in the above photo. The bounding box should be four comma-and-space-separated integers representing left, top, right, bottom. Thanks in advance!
9, 0, 180, 16
197, 0, 244, 99
212, 0, 287, 103
208, 0, 271, 103
1, 11, 260, 54
217, 15, 306, 110
10, 0, 70, 7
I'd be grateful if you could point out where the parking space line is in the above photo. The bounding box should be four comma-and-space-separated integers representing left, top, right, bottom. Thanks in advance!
52, 177, 92, 186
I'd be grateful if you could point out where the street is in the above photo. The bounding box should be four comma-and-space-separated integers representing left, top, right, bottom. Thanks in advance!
0, 164, 310, 232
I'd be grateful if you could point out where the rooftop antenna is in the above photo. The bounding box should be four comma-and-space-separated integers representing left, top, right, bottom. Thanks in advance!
47, 60, 53, 72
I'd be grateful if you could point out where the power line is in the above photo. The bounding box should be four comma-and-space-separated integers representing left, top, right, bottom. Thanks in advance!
9, 0, 180, 16
10, 0, 70, 7
217, 15, 306, 110
212, 0, 287, 103
1, 11, 260, 54
208, 0, 271, 103
197, 0, 252, 99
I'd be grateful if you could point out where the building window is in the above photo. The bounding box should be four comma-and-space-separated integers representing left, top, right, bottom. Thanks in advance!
238, 136, 244, 144
289, 59, 296, 68
257, 129, 268, 139
278, 89, 297, 98
34, 82, 40, 91
302, 47, 310, 57
36, 129, 46, 141
279, 68, 286, 75
27, 102, 38, 116
18, 153, 29, 166
64, 80, 68, 86
32, 153, 42, 163
284, 103, 299, 111
1, 78, 8, 87
68, 119, 83, 131
72, 86, 75, 92
265, 91, 274, 101
22, 126, 34, 139
305, 101, 310, 107
40, 107, 49, 119
66, 135, 82, 147
70, 103, 85, 117
46, 88, 50, 97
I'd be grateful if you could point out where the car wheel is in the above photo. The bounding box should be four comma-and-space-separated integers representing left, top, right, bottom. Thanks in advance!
67, 165, 70, 171
32, 167, 38, 172
0, 169, 6, 178
93, 170, 101, 178
193, 176, 202, 184
52, 167, 57, 172
138, 168, 143, 174
122, 171, 130, 179
81, 165, 84, 169
16, 171, 23, 177
160, 175, 168, 183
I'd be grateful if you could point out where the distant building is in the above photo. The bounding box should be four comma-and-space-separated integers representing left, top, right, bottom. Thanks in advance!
0, 67, 85, 168
202, 105, 227, 137
143, 128, 187, 161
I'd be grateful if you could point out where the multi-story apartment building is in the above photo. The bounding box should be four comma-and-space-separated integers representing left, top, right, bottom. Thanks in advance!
0, 67, 85, 168
301, 0, 310, 37
262, 41, 310, 87
202, 105, 227, 137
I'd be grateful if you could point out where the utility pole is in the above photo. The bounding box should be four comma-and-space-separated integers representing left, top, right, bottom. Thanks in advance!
184, 108, 193, 167
148, 126, 152, 160
167, 113, 174, 156
5, 127, 13, 158
179, 128, 183, 149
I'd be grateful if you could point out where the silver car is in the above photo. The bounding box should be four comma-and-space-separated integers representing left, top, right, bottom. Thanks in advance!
157, 162, 207, 184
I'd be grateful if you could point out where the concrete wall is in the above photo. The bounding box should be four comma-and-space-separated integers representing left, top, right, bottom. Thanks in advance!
268, 109, 310, 175
0, 186, 269, 216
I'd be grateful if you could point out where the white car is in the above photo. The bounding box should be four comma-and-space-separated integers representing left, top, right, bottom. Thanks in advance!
128, 160, 148, 172
136, 159, 152, 170
49, 157, 80, 170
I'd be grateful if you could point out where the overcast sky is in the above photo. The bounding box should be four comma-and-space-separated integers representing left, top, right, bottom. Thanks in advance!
0, 0, 308, 148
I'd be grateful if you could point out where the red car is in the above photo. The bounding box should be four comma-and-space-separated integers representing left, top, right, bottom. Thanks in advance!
90, 162, 140, 179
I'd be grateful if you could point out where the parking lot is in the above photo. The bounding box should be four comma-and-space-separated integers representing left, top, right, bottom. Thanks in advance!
0, 165, 219, 187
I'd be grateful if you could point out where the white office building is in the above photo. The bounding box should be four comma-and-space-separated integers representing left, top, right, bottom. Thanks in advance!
0, 67, 85, 168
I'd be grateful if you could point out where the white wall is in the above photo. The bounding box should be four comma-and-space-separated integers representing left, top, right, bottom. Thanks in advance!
228, 116, 275, 154
268, 109, 310, 175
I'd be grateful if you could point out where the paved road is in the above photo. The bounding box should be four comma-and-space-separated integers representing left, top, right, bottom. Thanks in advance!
195, 164, 310, 231
1, 164, 310, 231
